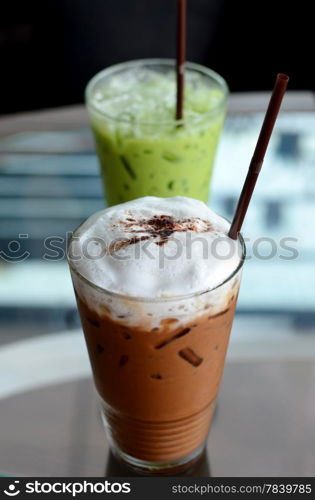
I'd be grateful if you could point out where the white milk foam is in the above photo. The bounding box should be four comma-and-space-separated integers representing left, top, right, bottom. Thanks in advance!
69, 197, 242, 326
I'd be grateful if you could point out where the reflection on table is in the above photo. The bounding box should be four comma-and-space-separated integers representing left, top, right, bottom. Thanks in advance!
0, 93, 314, 477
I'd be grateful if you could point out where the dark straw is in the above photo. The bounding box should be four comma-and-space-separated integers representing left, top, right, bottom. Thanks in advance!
228, 73, 289, 239
176, 0, 186, 121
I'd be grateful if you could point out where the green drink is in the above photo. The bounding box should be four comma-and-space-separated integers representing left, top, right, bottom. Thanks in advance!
86, 59, 228, 206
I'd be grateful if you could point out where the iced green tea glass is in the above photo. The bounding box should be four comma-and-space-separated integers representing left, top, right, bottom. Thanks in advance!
86, 59, 228, 206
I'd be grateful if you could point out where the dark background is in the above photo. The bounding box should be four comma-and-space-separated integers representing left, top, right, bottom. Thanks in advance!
0, 0, 312, 115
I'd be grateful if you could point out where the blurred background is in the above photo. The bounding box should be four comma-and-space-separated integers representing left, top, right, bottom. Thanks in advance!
1, 0, 313, 114
0, 0, 314, 477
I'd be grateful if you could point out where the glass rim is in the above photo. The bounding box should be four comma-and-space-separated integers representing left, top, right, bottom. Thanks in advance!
67, 219, 246, 304
85, 58, 229, 126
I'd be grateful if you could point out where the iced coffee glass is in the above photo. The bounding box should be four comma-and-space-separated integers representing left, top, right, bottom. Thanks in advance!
67, 198, 245, 473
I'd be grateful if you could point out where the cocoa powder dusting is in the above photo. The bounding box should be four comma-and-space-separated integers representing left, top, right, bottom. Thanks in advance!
107, 214, 214, 253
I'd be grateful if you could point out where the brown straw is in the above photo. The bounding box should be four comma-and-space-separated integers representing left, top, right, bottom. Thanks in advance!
228, 74, 289, 240
176, 0, 186, 121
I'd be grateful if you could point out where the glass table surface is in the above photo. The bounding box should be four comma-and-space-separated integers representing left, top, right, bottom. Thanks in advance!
0, 93, 314, 476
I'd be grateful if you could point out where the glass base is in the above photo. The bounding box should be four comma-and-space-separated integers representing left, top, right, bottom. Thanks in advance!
109, 441, 206, 476
99, 402, 210, 475
100, 406, 208, 474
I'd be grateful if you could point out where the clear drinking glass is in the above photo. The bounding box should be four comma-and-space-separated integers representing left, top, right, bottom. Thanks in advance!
85, 59, 228, 206
68, 227, 245, 474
